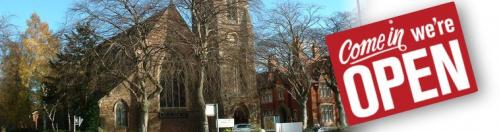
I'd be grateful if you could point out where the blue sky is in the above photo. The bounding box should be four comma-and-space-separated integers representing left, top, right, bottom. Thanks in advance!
0, 0, 75, 32
261, 0, 355, 16
0, 0, 355, 32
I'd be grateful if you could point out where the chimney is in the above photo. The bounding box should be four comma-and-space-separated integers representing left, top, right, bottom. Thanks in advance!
312, 41, 320, 59
267, 55, 278, 71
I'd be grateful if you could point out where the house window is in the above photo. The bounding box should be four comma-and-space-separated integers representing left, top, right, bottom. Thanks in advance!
277, 85, 285, 100
293, 110, 299, 122
115, 101, 128, 128
160, 71, 186, 108
261, 90, 273, 104
319, 83, 333, 98
264, 111, 273, 116
320, 104, 334, 123
260, 95, 265, 104
227, 0, 238, 21
268, 91, 273, 103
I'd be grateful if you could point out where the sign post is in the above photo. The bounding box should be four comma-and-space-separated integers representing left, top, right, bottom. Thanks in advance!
216, 104, 218, 132
206, 104, 219, 132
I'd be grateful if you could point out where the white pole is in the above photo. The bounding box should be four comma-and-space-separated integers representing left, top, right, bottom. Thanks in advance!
73, 116, 76, 132
216, 104, 219, 132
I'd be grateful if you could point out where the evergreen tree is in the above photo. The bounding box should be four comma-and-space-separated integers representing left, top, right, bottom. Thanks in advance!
63, 23, 101, 131
43, 23, 101, 131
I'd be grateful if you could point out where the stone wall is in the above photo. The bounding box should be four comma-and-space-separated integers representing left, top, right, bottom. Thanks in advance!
99, 80, 163, 131
99, 81, 136, 131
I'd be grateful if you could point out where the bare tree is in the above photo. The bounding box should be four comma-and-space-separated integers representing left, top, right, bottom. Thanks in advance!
71, 0, 169, 131
43, 97, 60, 130
255, 1, 322, 129
320, 12, 355, 130
256, 2, 356, 130
0, 15, 16, 57
324, 12, 354, 33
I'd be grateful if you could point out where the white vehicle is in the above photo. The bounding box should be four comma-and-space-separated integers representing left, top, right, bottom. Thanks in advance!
275, 122, 302, 132
233, 124, 254, 132
317, 127, 336, 132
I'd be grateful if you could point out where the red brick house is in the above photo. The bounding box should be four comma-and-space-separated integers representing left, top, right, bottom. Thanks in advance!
258, 57, 341, 129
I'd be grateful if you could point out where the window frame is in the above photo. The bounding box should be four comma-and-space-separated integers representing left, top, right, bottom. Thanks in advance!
320, 103, 335, 123
226, 0, 239, 23
114, 100, 128, 128
277, 85, 285, 100
160, 70, 188, 109
319, 82, 333, 98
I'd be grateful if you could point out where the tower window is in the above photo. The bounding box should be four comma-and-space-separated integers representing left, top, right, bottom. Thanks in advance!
233, 67, 241, 94
227, 34, 237, 46
227, 0, 238, 21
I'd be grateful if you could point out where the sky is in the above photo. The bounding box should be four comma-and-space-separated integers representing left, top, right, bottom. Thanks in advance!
261, 0, 355, 16
0, 0, 355, 32
0, 0, 74, 32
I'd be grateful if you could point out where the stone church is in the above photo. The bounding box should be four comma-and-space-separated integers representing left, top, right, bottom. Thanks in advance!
96, 0, 259, 131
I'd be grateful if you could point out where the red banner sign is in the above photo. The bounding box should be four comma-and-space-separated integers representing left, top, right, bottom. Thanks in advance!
326, 2, 477, 126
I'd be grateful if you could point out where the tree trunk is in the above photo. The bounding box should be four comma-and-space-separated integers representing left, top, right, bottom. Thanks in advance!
51, 121, 55, 131
43, 114, 46, 130
195, 92, 208, 132
195, 63, 209, 132
299, 99, 308, 129
139, 98, 149, 132
48, 112, 55, 131
325, 66, 347, 129
68, 108, 71, 132
334, 90, 346, 129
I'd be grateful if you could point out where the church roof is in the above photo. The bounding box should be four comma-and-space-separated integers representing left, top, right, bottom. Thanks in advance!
93, 3, 194, 98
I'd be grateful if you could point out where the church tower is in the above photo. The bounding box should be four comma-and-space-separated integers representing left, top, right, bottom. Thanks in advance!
209, 0, 260, 127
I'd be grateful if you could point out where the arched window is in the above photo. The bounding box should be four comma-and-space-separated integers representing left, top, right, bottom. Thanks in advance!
115, 100, 128, 128
227, 0, 238, 21
233, 67, 241, 94
227, 33, 238, 46
225, 33, 242, 94
160, 70, 187, 108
